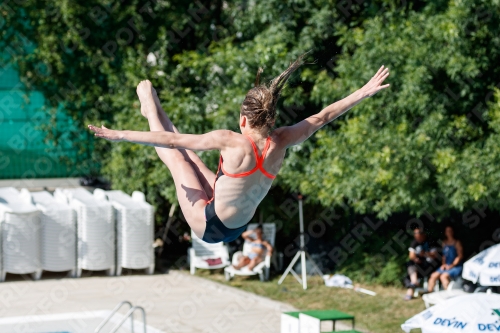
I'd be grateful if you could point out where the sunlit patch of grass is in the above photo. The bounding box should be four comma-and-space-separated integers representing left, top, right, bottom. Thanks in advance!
194, 270, 424, 333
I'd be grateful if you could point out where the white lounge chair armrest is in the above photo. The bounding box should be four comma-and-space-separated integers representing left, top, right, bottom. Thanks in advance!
188, 247, 195, 265
223, 244, 230, 261
265, 254, 272, 267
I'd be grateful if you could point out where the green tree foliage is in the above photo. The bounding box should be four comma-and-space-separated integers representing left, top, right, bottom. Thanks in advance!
295, 1, 500, 219
2, 0, 499, 221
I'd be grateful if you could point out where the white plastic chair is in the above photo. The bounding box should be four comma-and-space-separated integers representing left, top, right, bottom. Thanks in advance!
94, 189, 155, 276
188, 230, 230, 274
224, 223, 276, 281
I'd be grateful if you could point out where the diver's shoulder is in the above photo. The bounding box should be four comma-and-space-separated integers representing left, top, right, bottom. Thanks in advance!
269, 127, 290, 149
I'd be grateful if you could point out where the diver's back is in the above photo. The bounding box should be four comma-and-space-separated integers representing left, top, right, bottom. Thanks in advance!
213, 133, 285, 227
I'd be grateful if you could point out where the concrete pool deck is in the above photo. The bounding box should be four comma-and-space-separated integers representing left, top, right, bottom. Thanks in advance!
0, 270, 296, 333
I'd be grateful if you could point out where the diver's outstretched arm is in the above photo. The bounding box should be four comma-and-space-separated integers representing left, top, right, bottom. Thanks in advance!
88, 125, 235, 152
276, 65, 390, 148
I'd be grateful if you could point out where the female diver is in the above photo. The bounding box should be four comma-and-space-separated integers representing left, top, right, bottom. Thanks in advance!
88, 54, 390, 243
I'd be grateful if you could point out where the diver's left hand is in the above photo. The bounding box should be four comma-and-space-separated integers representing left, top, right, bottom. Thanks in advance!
88, 124, 124, 142
360, 65, 390, 98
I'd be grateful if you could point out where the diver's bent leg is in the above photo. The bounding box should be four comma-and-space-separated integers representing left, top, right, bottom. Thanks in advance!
150, 95, 216, 197
143, 100, 208, 237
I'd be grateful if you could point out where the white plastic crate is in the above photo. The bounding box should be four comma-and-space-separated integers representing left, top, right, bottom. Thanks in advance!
0, 187, 41, 281
55, 188, 115, 277
23, 189, 76, 275
94, 189, 154, 275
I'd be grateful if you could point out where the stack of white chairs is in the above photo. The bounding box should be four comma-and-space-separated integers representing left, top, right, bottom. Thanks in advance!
94, 189, 155, 276
55, 187, 115, 277
22, 189, 76, 276
189, 230, 230, 274
0, 187, 42, 281
224, 223, 276, 281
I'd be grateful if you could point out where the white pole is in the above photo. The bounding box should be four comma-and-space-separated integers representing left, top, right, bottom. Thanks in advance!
298, 196, 307, 290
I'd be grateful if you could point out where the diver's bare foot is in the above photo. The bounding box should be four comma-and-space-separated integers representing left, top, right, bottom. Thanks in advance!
136, 80, 156, 118
141, 88, 163, 119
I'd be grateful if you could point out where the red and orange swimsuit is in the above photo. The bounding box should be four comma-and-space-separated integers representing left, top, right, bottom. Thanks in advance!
202, 136, 276, 243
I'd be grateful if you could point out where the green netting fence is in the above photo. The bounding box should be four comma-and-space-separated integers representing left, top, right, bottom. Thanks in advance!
0, 64, 95, 179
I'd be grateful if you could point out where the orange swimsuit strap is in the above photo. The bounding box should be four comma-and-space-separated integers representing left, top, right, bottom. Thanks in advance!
221, 135, 276, 179
206, 135, 276, 205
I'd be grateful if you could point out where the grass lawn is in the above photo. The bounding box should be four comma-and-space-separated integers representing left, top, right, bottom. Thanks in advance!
195, 270, 424, 333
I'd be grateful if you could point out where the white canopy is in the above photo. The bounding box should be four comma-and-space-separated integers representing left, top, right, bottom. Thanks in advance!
401, 293, 500, 333
462, 243, 500, 286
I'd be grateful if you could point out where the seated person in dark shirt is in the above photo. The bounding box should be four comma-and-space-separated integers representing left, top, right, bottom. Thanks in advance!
404, 227, 438, 300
